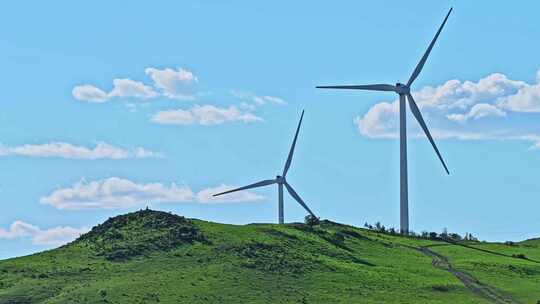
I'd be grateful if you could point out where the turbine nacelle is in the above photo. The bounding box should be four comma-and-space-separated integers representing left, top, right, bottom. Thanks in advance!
395, 83, 410, 95
276, 175, 286, 184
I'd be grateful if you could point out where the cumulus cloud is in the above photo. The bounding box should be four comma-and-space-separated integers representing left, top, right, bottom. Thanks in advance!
411, 73, 526, 111
354, 102, 398, 138
353, 70, 540, 149
498, 84, 540, 113
73, 79, 157, 103
73, 67, 198, 102
0, 221, 88, 246
40, 177, 264, 210
108, 78, 157, 99
0, 142, 161, 159
41, 177, 195, 210
447, 103, 506, 123
72, 85, 108, 103
145, 67, 198, 100
150, 105, 263, 126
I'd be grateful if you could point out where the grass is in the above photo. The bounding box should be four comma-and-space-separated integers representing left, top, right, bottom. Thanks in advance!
429, 240, 540, 303
0, 210, 538, 303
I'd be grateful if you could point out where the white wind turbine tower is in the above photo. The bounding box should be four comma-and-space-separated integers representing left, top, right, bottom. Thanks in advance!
213, 110, 316, 224
317, 8, 452, 234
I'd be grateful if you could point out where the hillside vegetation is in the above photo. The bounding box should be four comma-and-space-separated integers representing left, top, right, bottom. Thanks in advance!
0, 209, 539, 303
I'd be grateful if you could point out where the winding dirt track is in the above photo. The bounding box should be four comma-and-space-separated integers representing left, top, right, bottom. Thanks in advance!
419, 246, 519, 304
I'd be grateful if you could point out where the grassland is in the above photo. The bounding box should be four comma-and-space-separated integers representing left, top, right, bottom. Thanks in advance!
0, 209, 538, 303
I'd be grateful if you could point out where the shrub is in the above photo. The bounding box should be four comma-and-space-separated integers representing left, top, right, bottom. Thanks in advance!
432, 284, 450, 292
449, 233, 462, 241
513, 253, 527, 259
333, 231, 346, 243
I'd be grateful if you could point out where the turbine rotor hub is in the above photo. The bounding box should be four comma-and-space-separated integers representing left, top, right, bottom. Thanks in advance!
276, 175, 285, 184
395, 83, 410, 94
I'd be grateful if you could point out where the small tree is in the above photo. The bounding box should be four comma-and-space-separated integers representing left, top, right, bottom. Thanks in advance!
449, 233, 462, 241
429, 232, 438, 239
375, 222, 382, 231
304, 215, 320, 227
440, 228, 448, 239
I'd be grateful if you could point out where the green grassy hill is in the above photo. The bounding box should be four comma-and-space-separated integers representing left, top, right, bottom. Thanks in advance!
0, 209, 539, 303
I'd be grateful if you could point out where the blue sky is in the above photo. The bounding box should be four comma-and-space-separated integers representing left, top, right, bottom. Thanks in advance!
1, 1, 540, 259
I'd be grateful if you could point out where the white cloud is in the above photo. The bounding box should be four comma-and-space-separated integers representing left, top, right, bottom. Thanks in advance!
32, 226, 88, 245
72, 85, 108, 103
447, 103, 506, 123
73, 79, 157, 103
108, 78, 157, 99
413, 73, 526, 111
353, 70, 540, 150
263, 96, 286, 105
498, 83, 540, 113
354, 102, 398, 138
150, 105, 263, 126
41, 177, 195, 210
0, 142, 161, 159
0, 221, 39, 239
231, 90, 287, 108
0, 220, 88, 246
196, 184, 265, 203
73, 67, 198, 102
41, 177, 264, 210
145, 67, 198, 99
253, 95, 286, 106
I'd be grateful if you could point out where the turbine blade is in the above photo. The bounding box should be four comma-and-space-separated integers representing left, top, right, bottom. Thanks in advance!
407, 94, 449, 174
316, 84, 396, 92
283, 110, 304, 176
284, 182, 316, 217
213, 179, 276, 197
407, 8, 453, 86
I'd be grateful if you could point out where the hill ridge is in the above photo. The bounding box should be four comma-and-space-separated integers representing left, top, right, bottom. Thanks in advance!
0, 209, 539, 303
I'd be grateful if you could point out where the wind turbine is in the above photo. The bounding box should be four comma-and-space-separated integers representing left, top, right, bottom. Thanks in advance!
317, 8, 452, 234
213, 110, 316, 224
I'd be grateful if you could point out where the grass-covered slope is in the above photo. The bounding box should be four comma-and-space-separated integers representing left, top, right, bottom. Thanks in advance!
0, 210, 539, 303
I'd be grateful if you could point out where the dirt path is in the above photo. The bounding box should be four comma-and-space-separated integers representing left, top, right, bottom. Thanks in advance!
419, 247, 519, 304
